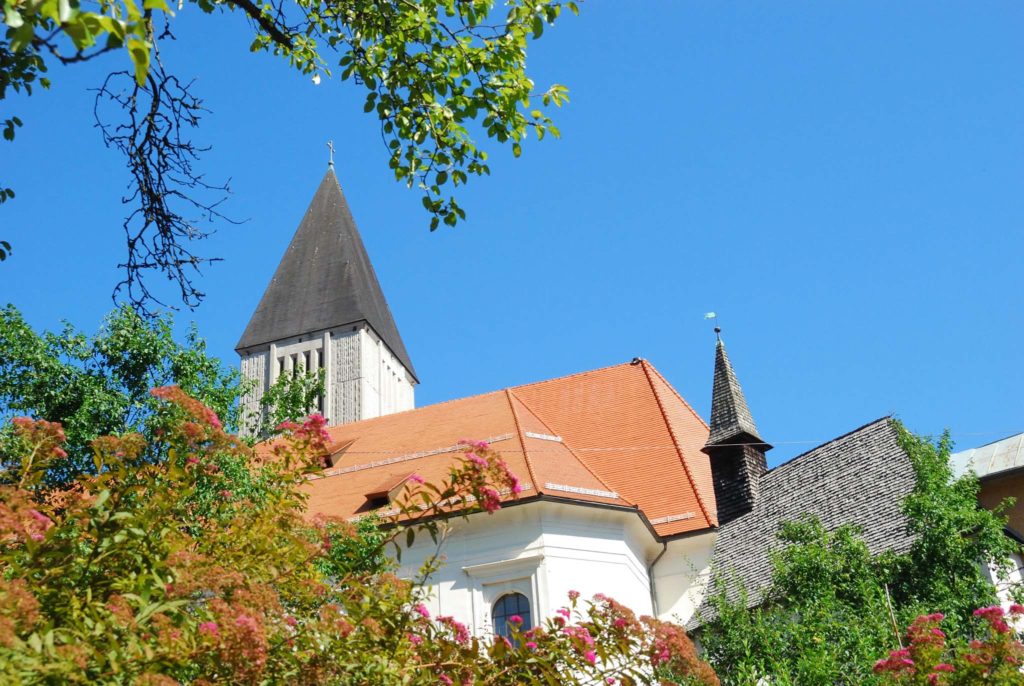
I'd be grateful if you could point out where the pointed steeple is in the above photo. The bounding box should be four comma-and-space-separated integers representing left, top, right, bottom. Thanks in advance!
705, 331, 767, 449
702, 330, 770, 526
236, 167, 416, 381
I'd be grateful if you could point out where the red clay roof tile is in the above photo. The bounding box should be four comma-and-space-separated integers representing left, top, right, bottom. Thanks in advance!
298, 360, 714, 537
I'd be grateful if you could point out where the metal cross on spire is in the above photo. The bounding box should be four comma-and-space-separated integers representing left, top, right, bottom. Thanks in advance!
327, 140, 335, 168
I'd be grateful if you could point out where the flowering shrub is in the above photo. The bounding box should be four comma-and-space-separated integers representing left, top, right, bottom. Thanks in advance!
874, 605, 1024, 685
0, 387, 717, 685
700, 425, 1023, 685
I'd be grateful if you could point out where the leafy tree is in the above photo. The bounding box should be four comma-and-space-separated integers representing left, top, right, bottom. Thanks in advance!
0, 304, 239, 484
0, 304, 326, 483
1, 0, 575, 311
248, 366, 326, 440
0, 388, 719, 685
699, 423, 1022, 685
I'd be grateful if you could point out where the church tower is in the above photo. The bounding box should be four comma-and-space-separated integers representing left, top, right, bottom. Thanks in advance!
235, 165, 417, 433
701, 329, 771, 525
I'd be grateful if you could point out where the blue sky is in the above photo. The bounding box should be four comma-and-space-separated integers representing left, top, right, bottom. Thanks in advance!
2, 2, 1021, 466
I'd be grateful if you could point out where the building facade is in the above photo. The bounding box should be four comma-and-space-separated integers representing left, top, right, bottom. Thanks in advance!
240, 167, 959, 634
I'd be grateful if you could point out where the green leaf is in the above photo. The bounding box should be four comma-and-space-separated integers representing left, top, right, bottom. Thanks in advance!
3, 4, 23, 28
57, 0, 73, 23
126, 39, 151, 86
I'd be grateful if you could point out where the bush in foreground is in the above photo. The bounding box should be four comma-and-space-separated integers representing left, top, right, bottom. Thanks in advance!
0, 386, 717, 685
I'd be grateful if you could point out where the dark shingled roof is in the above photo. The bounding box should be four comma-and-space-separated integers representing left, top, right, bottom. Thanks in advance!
706, 338, 766, 447
236, 168, 417, 381
692, 417, 917, 627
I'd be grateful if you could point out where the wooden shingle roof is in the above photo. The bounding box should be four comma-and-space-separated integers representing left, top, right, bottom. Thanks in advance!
693, 417, 918, 626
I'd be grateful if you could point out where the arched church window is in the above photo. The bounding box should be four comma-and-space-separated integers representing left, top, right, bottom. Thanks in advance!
491, 592, 532, 639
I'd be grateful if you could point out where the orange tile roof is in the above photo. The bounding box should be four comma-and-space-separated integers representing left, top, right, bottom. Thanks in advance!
300, 360, 717, 537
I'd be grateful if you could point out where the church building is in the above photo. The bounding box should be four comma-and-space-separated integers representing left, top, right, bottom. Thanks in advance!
238, 166, 937, 633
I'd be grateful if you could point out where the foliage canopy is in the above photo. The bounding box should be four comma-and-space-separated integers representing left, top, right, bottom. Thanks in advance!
699, 423, 1022, 685
0, 305, 323, 484
0, 388, 719, 685
1, 0, 576, 311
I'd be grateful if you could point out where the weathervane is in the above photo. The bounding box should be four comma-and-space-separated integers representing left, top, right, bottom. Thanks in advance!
704, 312, 721, 339
327, 140, 335, 168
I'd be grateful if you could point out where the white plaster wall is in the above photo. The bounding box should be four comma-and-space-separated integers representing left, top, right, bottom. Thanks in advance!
359, 327, 415, 420
395, 501, 658, 637
653, 531, 717, 625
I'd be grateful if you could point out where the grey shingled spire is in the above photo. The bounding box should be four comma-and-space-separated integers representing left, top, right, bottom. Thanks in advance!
236, 167, 417, 380
702, 330, 770, 526
705, 332, 765, 448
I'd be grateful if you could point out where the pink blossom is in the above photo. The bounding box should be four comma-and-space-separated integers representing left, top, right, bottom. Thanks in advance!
467, 453, 489, 468
439, 676, 453, 686
525, 641, 538, 650
438, 615, 470, 644
28, 509, 50, 525
556, 608, 570, 618
584, 650, 597, 664
409, 473, 425, 484
235, 614, 258, 630
198, 621, 219, 636
284, 616, 298, 627
408, 633, 423, 645
509, 615, 523, 624
606, 679, 617, 685
568, 590, 580, 601
413, 603, 430, 619
974, 605, 1005, 619
480, 487, 501, 513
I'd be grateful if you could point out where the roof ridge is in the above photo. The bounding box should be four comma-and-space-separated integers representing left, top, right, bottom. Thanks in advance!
509, 389, 633, 506
953, 430, 1024, 453
504, 389, 539, 495
640, 360, 714, 528
318, 360, 644, 442
509, 360, 639, 393
317, 389, 506, 441
767, 416, 895, 475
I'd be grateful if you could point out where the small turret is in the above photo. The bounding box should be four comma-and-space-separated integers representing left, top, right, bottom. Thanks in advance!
701, 329, 770, 525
